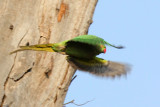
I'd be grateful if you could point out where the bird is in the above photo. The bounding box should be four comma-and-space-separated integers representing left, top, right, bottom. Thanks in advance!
10, 35, 130, 78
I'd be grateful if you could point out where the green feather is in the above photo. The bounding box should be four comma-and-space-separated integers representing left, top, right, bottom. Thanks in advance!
71, 35, 124, 49
71, 35, 107, 46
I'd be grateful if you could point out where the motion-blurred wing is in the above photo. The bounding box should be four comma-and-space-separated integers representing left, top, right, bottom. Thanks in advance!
67, 56, 130, 78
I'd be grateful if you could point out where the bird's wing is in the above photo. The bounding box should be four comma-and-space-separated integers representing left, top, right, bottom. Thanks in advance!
67, 56, 130, 78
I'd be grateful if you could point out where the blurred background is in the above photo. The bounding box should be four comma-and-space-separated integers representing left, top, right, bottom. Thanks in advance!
65, 0, 160, 107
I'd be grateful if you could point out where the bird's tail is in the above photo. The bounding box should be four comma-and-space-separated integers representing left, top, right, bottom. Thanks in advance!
10, 44, 54, 54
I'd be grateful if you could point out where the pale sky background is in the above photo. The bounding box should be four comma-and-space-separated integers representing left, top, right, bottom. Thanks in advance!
65, 0, 160, 107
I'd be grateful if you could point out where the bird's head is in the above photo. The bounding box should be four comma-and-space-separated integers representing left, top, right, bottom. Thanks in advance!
100, 45, 106, 53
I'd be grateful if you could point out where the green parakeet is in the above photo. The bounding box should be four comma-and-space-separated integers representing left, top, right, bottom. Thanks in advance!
11, 35, 130, 78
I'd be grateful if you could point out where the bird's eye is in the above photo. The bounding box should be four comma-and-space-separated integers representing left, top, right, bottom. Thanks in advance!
104, 48, 106, 53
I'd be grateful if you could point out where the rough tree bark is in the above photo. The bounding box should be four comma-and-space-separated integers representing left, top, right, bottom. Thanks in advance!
0, 0, 98, 107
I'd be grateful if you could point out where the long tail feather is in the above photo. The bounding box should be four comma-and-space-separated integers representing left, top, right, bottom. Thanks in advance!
10, 44, 54, 54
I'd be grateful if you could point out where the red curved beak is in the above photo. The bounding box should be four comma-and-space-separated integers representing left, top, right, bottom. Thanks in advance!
104, 48, 106, 53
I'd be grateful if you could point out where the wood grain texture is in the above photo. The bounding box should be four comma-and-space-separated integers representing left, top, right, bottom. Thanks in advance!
0, 0, 98, 107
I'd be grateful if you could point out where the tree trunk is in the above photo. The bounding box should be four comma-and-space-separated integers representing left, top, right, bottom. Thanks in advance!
0, 0, 98, 107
